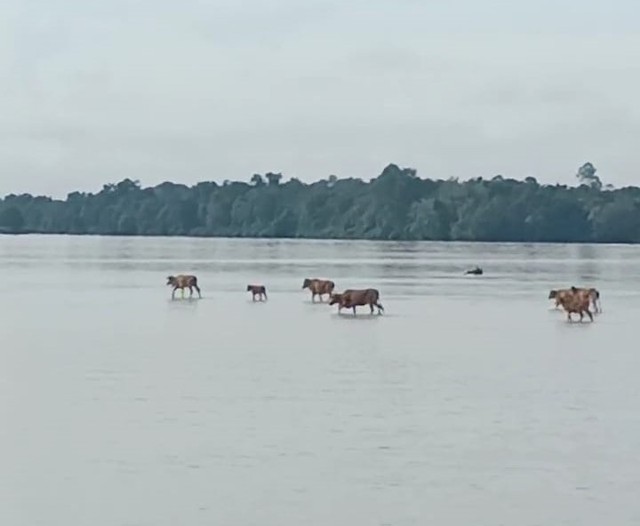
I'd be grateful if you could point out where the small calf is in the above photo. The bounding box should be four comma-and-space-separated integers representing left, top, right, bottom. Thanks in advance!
247, 284, 267, 301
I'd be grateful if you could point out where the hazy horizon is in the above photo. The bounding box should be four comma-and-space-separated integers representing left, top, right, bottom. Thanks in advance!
2, 0, 639, 198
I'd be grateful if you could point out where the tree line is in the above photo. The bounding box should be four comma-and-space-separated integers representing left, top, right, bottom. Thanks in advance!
1, 162, 639, 243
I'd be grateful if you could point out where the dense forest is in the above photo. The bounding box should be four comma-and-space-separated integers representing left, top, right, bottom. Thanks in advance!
1, 162, 639, 243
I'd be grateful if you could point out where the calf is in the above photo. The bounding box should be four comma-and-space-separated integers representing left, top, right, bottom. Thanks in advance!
247, 284, 267, 302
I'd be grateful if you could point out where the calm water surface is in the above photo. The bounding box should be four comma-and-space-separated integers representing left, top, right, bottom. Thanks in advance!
1, 236, 640, 526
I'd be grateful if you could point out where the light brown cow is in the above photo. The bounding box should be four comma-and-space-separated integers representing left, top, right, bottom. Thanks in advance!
329, 288, 384, 315
555, 286, 594, 322
167, 275, 201, 299
247, 284, 267, 302
549, 287, 600, 313
302, 278, 335, 303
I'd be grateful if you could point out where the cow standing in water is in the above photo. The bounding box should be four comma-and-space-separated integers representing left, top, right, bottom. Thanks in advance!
549, 287, 601, 313
329, 289, 384, 315
167, 275, 202, 299
302, 278, 335, 303
247, 284, 267, 302
555, 286, 594, 322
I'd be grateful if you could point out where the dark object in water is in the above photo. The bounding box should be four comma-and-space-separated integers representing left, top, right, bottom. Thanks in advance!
465, 267, 483, 275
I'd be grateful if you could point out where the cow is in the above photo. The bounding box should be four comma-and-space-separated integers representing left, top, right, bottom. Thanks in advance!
549, 287, 600, 313
555, 286, 594, 322
329, 288, 384, 315
167, 275, 201, 299
302, 278, 335, 303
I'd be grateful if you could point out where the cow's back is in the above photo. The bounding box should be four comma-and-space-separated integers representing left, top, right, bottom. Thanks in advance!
177, 274, 196, 287
561, 290, 590, 312
364, 288, 379, 303
343, 288, 379, 305
322, 280, 335, 294
313, 279, 334, 294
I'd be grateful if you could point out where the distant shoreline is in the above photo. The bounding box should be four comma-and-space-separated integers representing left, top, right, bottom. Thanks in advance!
2, 163, 638, 244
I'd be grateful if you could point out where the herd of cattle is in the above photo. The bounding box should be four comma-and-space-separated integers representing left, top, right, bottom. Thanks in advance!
167, 274, 601, 322
166, 275, 382, 315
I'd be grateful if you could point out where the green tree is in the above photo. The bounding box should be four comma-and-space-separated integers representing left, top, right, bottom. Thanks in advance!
251, 174, 265, 187
0, 206, 25, 231
591, 195, 640, 243
265, 172, 282, 186
576, 162, 602, 190
2, 165, 640, 243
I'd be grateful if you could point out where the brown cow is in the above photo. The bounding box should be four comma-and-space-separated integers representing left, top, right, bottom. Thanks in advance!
556, 286, 594, 322
329, 288, 384, 315
302, 278, 335, 303
549, 287, 600, 313
167, 275, 201, 299
328, 290, 368, 313
247, 284, 267, 302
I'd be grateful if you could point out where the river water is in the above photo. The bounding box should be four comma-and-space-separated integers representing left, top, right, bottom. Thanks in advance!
1, 235, 639, 525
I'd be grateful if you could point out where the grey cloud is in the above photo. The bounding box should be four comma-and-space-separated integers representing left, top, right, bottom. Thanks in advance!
1, 0, 639, 197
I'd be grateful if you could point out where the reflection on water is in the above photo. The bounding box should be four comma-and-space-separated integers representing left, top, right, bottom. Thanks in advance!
1, 235, 640, 526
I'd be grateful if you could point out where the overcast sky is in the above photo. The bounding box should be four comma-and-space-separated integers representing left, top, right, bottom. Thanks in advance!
1, 0, 639, 197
